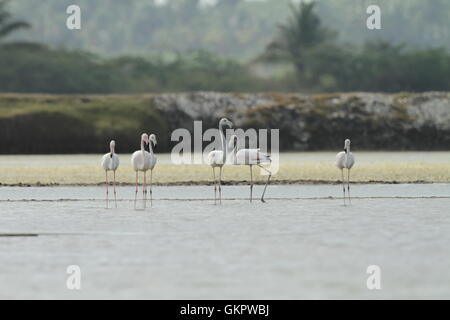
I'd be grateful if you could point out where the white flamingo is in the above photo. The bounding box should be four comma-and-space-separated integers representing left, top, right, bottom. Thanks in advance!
207, 118, 233, 204
146, 134, 158, 206
336, 139, 355, 205
131, 133, 151, 209
101, 140, 120, 208
229, 135, 272, 203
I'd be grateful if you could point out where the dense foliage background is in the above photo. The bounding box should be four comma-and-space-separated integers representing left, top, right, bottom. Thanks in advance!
7, 0, 450, 58
1, 0, 449, 94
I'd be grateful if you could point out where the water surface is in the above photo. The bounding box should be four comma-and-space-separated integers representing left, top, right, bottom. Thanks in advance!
0, 184, 449, 299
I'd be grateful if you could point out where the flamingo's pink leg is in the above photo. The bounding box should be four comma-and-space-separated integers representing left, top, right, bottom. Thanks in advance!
258, 165, 272, 203
143, 172, 147, 209
219, 166, 223, 205
105, 171, 109, 209
212, 167, 217, 205
347, 169, 352, 205
249, 165, 253, 203
150, 170, 153, 207
113, 170, 117, 208
134, 172, 139, 209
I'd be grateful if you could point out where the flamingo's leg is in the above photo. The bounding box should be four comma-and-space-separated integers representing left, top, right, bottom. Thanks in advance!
258, 165, 272, 203
341, 169, 346, 206
105, 171, 109, 209
150, 170, 153, 207
113, 170, 117, 208
347, 169, 352, 205
143, 172, 147, 209
219, 166, 223, 205
134, 172, 139, 209
212, 167, 217, 205
250, 165, 253, 203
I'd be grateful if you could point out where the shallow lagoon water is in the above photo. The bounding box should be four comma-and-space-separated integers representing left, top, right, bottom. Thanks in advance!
1, 184, 450, 299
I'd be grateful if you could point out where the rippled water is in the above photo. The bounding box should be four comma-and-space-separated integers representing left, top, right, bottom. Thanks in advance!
0, 184, 449, 299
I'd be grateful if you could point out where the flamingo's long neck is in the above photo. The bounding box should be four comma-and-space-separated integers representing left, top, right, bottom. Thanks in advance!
344, 144, 350, 166
219, 123, 226, 163
149, 141, 154, 155
110, 146, 115, 158
231, 139, 238, 164
141, 139, 146, 153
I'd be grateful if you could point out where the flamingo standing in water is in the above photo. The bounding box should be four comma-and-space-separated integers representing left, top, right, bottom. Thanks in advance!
336, 139, 355, 205
101, 140, 120, 208
229, 135, 272, 203
146, 134, 158, 206
207, 118, 233, 204
131, 133, 151, 209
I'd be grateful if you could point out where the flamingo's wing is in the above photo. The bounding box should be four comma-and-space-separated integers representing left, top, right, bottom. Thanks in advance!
207, 150, 224, 165
236, 149, 270, 164
132, 151, 146, 171
149, 154, 157, 170
101, 153, 110, 170
112, 154, 120, 170
347, 153, 355, 169
335, 151, 346, 169
256, 150, 271, 163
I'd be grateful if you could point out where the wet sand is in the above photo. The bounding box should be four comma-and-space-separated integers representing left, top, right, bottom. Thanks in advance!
1, 152, 450, 186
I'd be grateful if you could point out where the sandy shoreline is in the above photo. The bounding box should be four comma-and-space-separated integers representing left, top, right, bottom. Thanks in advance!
1, 152, 449, 186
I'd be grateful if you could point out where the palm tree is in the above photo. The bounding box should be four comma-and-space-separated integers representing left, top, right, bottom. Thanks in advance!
0, 0, 30, 40
264, 1, 335, 77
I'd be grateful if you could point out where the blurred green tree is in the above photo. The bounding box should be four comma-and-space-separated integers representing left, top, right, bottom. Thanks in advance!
264, 1, 336, 82
0, 0, 30, 40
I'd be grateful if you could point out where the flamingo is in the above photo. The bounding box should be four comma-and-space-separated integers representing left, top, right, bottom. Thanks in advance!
101, 140, 120, 208
131, 133, 151, 209
229, 135, 272, 203
336, 139, 355, 205
146, 134, 158, 206
207, 118, 233, 204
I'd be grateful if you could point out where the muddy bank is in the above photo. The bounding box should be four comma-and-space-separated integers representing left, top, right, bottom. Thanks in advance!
0, 179, 435, 188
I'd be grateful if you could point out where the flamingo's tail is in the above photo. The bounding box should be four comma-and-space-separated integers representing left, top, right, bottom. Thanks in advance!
259, 152, 272, 163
